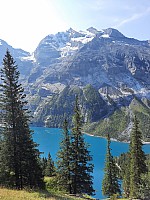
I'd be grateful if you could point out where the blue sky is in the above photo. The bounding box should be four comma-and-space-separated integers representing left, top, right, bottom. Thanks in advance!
0, 0, 150, 52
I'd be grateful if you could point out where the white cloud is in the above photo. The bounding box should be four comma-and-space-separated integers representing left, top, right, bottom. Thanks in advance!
115, 6, 150, 28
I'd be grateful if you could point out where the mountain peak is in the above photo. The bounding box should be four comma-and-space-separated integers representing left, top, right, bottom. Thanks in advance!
66, 27, 85, 38
102, 28, 125, 38
67, 27, 76, 33
87, 27, 99, 34
67, 27, 81, 36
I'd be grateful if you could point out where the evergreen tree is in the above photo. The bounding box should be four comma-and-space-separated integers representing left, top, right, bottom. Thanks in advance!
57, 119, 72, 193
69, 96, 94, 195
122, 162, 130, 198
129, 116, 147, 199
102, 134, 121, 198
0, 50, 44, 189
115, 152, 130, 198
40, 157, 48, 176
139, 154, 150, 199
45, 152, 55, 177
57, 97, 94, 195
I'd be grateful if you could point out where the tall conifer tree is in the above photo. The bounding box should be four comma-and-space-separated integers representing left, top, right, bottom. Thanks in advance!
122, 163, 130, 198
57, 119, 72, 193
0, 50, 44, 189
57, 97, 94, 195
102, 134, 121, 197
129, 116, 147, 199
69, 96, 94, 195
45, 152, 55, 177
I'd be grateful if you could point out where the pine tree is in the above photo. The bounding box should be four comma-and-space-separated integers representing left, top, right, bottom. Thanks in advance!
45, 152, 55, 177
57, 97, 94, 195
115, 152, 130, 198
122, 162, 130, 198
0, 50, 44, 189
56, 119, 72, 193
40, 157, 48, 176
139, 154, 150, 199
69, 96, 94, 195
129, 115, 147, 199
102, 134, 121, 198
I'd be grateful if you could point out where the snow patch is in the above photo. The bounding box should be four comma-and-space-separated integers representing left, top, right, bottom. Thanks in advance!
101, 34, 110, 38
60, 45, 79, 57
71, 36, 94, 44
128, 66, 136, 75
60, 34, 94, 57
21, 53, 35, 62
79, 30, 95, 37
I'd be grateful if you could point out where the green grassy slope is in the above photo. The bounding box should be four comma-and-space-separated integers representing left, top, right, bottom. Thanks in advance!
83, 97, 150, 142
0, 177, 94, 200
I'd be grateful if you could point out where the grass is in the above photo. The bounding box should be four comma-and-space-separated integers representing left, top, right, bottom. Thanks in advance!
0, 177, 129, 200
0, 187, 55, 200
0, 188, 129, 200
0, 187, 87, 200
0, 177, 94, 200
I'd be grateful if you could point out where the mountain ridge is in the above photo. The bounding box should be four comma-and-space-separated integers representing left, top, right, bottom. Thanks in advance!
0, 27, 150, 141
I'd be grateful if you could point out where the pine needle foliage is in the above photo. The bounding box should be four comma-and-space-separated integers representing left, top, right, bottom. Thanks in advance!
0, 50, 44, 189
56, 119, 72, 193
57, 97, 94, 195
45, 152, 55, 177
70, 96, 94, 195
102, 134, 121, 198
129, 115, 147, 199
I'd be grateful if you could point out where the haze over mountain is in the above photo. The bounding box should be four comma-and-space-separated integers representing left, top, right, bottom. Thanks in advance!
0, 27, 150, 141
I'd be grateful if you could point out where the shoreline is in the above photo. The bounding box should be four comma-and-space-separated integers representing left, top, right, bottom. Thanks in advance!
82, 131, 150, 144
31, 126, 150, 145
82, 131, 129, 143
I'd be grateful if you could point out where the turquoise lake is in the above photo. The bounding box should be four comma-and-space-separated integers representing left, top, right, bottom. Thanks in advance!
32, 127, 150, 199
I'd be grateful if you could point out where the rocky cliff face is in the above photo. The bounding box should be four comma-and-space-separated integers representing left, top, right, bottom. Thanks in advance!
28, 27, 150, 95
0, 28, 150, 141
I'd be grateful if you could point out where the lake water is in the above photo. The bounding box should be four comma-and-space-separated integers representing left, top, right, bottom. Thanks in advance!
32, 127, 150, 199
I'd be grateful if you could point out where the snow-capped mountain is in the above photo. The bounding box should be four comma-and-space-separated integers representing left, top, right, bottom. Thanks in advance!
0, 27, 150, 141
28, 27, 150, 97
33, 27, 95, 67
